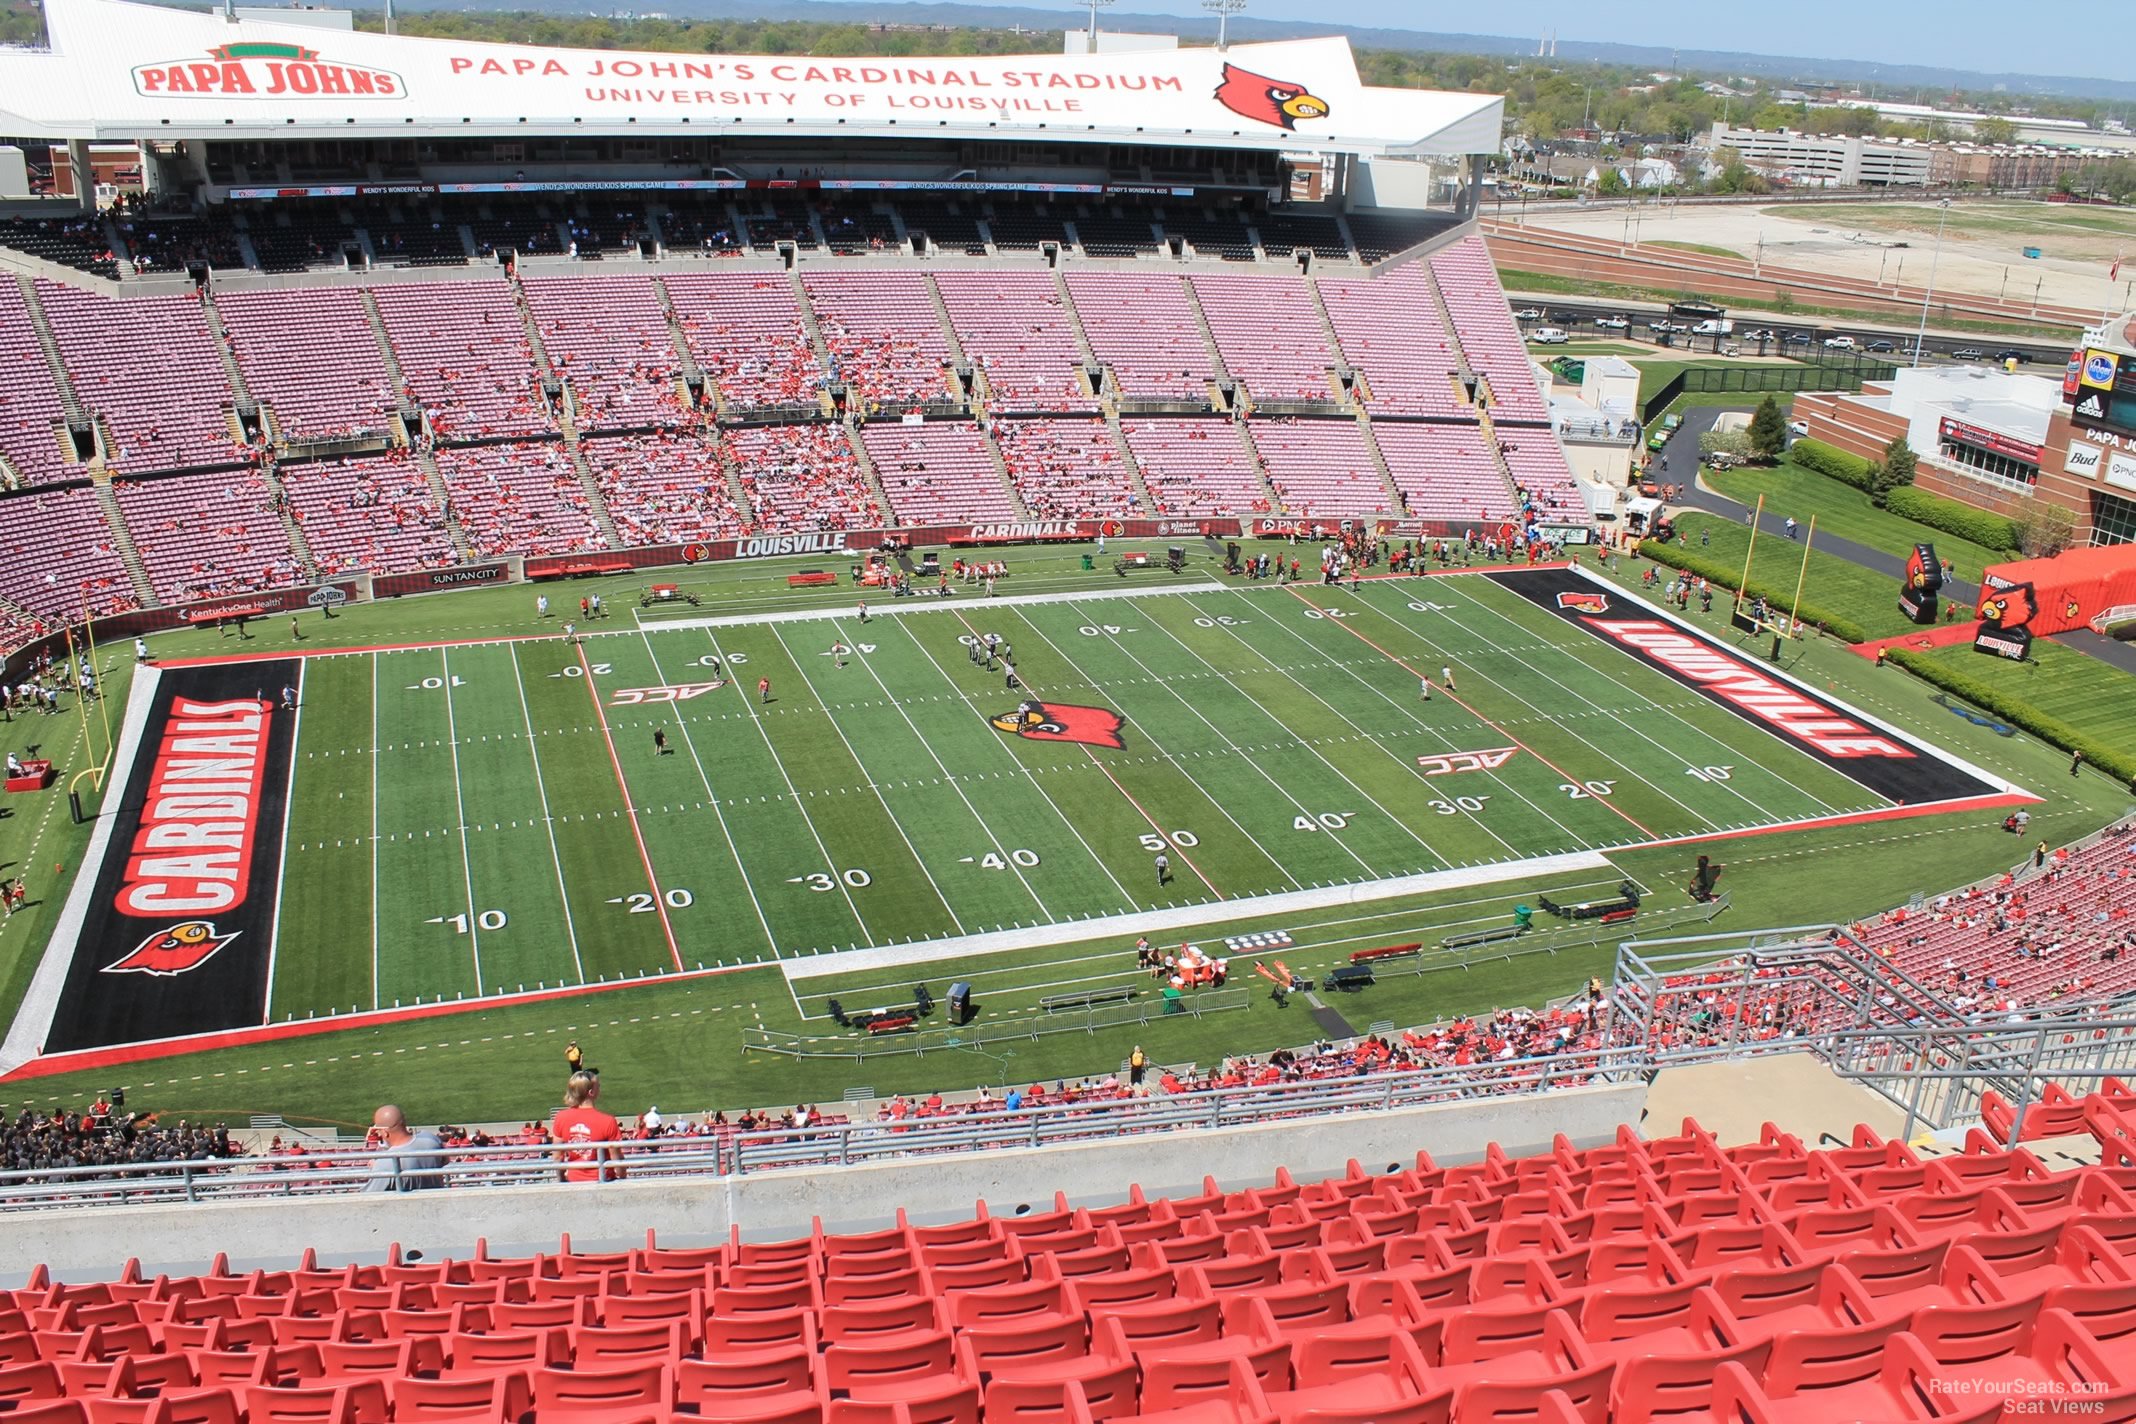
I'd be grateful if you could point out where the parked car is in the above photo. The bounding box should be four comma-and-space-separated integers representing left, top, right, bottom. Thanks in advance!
1782, 331, 1813, 346
1787, 419, 1810, 438
1864, 339, 1896, 353
1742, 328, 1776, 342
1953, 347, 1984, 361
1528, 327, 1569, 344
1823, 335, 1857, 350
1513, 307, 1543, 320
1994, 348, 2032, 365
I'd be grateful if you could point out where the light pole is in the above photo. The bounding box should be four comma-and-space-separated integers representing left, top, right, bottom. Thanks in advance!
1201, 0, 1246, 49
1911, 198, 1950, 368
1082, 0, 1115, 52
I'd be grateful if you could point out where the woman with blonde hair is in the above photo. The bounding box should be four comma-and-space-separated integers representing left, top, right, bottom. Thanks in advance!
551, 1070, 623, 1183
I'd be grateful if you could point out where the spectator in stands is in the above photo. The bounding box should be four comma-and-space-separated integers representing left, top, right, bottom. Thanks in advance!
363, 1104, 447, 1192
551, 1070, 623, 1183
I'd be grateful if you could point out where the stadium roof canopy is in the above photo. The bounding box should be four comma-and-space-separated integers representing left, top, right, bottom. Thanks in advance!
0, 0, 1504, 158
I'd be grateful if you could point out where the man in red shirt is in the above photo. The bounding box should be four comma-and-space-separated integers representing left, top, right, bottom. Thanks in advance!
551, 1071, 623, 1183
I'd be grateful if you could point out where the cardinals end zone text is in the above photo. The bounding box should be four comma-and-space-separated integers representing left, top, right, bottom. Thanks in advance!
116, 697, 272, 919
39, 661, 300, 1054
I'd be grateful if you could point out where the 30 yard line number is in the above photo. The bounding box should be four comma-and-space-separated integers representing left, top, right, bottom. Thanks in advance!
790, 869, 873, 893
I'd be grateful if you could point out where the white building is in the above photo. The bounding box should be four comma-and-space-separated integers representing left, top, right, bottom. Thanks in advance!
1707, 124, 1931, 187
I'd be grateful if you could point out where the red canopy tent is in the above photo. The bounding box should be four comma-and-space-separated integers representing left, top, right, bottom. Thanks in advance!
1977, 544, 2136, 636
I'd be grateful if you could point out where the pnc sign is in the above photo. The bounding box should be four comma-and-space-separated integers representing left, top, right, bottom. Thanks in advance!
134, 42, 405, 99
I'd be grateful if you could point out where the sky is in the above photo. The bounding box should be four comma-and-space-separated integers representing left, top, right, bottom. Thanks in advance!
1042, 0, 2135, 84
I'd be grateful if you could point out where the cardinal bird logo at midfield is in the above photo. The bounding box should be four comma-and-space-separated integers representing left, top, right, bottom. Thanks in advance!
1978, 583, 2039, 631
1213, 63, 1331, 131
103, 920, 241, 978
991, 701, 1126, 750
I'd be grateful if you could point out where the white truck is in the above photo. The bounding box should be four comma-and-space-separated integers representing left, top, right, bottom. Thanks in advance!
1692, 318, 1734, 336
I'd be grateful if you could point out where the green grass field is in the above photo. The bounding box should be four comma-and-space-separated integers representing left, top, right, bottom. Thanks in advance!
260, 572, 1899, 1021
1659, 510, 1931, 640
2, 543, 2124, 1131
1704, 459, 2013, 585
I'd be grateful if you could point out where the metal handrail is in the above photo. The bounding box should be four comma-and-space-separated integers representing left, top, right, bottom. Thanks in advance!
0, 1045, 1645, 1211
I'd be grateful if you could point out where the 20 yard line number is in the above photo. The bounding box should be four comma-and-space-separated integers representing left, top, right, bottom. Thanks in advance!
611, 888, 696, 914
790, 868, 873, 893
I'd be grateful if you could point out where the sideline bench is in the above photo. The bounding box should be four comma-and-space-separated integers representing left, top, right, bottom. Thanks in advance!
1041, 985, 1136, 1013
787, 571, 839, 588
1350, 942, 1421, 965
864, 1014, 917, 1036
1324, 965, 1375, 992
1443, 924, 1529, 951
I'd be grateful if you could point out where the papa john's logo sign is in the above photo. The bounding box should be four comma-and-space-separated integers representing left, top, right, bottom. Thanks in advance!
134, 43, 405, 100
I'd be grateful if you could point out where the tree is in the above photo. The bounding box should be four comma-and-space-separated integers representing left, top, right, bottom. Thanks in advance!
1972, 116, 2018, 146
1869, 436, 1917, 507
1747, 395, 1789, 461
2013, 495, 2079, 557
1698, 429, 1756, 460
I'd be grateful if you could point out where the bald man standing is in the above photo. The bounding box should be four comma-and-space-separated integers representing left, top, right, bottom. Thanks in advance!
363, 1105, 447, 1193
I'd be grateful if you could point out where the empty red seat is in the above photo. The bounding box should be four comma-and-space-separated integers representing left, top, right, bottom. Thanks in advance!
530, 1362, 674, 1421
386, 1372, 531, 1423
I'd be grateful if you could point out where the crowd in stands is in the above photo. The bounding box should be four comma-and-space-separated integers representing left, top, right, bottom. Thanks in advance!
0, 1101, 241, 1183
990, 418, 1137, 521
584, 433, 745, 545
724, 423, 881, 532
282, 452, 458, 575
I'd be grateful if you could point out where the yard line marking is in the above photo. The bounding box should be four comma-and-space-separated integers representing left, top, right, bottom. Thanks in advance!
768, 623, 965, 935
262, 660, 305, 1026
369, 655, 381, 1013
700, 627, 874, 937
1068, 599, 1385, 881
951, 605, 1236, 899
826, 617, 1056, 922
1218, 588, 1590, 854
572, 640, 684, 971
633, 626, 778, 959
891, 618, 1138, 911
438, 649, 487, 993
1434, 578, 1845, 821
1145, 595, 1450, 871
511, 647, 587, 986
1282, 585, 1662, 840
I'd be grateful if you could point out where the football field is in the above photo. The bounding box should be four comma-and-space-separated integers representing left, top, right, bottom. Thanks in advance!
24, 564, 2019, 1056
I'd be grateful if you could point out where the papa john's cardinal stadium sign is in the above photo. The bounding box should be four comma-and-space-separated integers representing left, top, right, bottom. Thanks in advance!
8, 0, 1502, 155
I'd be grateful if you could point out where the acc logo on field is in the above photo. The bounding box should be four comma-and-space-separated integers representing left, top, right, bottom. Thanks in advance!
1418, 747, 1518, 776
611, 681, 723, 705
103, 921, 240, 978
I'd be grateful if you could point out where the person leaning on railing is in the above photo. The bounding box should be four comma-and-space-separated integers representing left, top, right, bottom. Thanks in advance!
551, 1071, 624, 1184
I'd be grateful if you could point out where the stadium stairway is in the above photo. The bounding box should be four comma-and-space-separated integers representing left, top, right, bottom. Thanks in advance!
258, 453, 321, 585
89, 472, 157, 608
414, 448, 476, 562
15, 274, 88, 427
1099, 410, 1158, 516
1177, 280, 1233, 392
1232, 422, 1282, 515
1049, 267, 1103, 374
1353, 415, 1403, 514
649, 279, 708, 397
197, 291, 259, 435
354, 291, 423, 442
921, 276, 972, 369
21, 1100, 2136, 1423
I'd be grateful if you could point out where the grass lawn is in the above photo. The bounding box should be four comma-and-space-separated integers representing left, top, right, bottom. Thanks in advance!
1650, 509, 1924, 640
1649, 240, 1743, 260
1910, 637, 2136, 760
1704, 459, 2014, 584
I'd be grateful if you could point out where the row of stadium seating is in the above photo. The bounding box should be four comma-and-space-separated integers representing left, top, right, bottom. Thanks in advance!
0, 240, 1581, 614
5, 240, 1551, 472
9, 1102, 2136, 1423
4, 198, 1458, 282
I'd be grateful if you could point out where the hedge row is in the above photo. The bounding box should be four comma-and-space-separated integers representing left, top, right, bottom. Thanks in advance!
1882, 486, 2020, 554
1790, 437, 1874, 491
1884, 649, 2136, 786
1634, 538, 1876, 644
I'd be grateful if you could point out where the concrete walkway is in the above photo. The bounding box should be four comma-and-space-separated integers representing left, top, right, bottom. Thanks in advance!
1643, 1051, 1909, 1148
